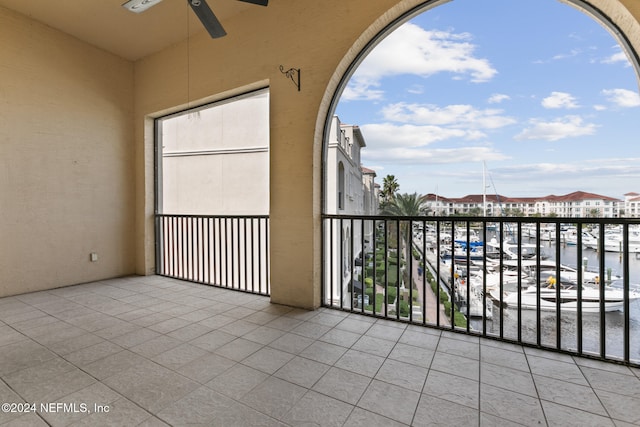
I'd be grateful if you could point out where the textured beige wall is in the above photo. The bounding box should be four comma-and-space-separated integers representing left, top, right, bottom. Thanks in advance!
2, 0, 639, 306
0, 7, 135, 297
134, 0, 407, 309
134, 0, 640, 309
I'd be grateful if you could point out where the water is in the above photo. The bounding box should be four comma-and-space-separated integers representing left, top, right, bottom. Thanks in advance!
472, 238, 640, 363
538, 239, 640, 284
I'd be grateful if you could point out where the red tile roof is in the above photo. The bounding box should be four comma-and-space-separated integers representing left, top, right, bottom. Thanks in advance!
424, 190, 622, 203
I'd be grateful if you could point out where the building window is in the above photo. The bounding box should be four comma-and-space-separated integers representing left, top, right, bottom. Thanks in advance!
338, 162, 345, 210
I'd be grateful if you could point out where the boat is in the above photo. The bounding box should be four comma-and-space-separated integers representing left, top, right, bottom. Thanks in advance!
500, 259, 612, 286
485, 238, 545, 261
582, 226, 640, 253
563, 230, 598, 247
453, 275, 493, 319
499, 280, 640, 312
602, 233, 640, 253
440, 240, 485, 261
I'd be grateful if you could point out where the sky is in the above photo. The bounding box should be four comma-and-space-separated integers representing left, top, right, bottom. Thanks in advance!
335, 0, 640, 200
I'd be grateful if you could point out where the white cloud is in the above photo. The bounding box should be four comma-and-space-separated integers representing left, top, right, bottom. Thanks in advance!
342, 23, 497, 101
602, 50, 629, 65
468, 158, 640, 198
601, 88, 640, 107
380, 102, 516, 130
357, 122, 509, 168
360, 123, 469, 147
514, 115, 597, 141
341, 80, 384, 101
551, 49, 581, 61
488, 93, 510, 104
407, 85, 425, 95
362, 145, 509, 165
541, 92, 579, 109
492, 158, 640, 183
601, 46, 631, 66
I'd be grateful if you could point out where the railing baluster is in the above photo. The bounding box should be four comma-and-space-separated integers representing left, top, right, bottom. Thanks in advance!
517, 221, 522, 343
482, 220, 488, 336
396, 219, 400, 320
450, 221, 455, 329
535, 222, 541, 347
384, 220, 388, 318
623, 222, 630, 363
420, 220, 427, 325
555, 222, 562, 351
153, 214, 269, 296
340, 218, 344, 310
577, 223, 583, 356
599, 222, 606, 358
436, 221, 441, 327
155, 213, 640, 367
499, 221, 504, 339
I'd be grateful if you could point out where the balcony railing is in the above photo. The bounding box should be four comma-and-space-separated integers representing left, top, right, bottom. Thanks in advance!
155, 214, 270, 295
323, 214, 640, 366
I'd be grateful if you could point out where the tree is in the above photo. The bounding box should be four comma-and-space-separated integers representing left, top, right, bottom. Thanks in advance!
380, 174, 399, 207
380, 192, 430, 292
381, 192, 429, 217
468, 207, 483, 217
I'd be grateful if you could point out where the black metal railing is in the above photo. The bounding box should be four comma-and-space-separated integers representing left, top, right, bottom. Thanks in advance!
323, 214, 640, 366
156, 214, 270, 295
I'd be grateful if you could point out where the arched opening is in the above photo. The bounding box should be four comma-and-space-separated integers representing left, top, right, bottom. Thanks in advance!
319, 0, 640, 364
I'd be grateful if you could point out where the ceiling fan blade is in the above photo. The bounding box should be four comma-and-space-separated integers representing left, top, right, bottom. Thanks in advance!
238, 0, 268, 6
187, 0, 226, 38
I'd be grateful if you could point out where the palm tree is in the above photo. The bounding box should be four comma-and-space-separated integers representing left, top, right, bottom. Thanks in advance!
380, 174, 399, 207
381, 192, 430, 263
380, 193, 430, 305
380, 192, 429, 217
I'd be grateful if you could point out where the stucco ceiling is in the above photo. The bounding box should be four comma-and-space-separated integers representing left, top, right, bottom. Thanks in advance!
0, 0, 255, 61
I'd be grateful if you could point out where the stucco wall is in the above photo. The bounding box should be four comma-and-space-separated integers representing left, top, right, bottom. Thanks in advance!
134, 0, 409, 309
134, 0, 640, 309
0, 7, 135, 296
2, 0, 639, 306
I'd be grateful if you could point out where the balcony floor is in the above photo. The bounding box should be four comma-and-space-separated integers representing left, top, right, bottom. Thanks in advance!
1, 276, 639, 426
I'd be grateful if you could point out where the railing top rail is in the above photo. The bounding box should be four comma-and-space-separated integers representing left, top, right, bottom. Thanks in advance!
322, 214, 640, 225
157, 213, 270, 220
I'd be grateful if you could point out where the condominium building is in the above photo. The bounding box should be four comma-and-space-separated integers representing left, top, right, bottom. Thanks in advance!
624, 192, 640, 218
423, 191, 623, 218
324, 116, 378, 306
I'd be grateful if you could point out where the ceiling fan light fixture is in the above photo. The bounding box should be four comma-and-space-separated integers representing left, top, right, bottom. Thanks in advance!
122, 0, 163, 14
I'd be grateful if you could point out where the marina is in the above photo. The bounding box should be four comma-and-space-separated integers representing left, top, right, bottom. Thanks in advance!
422, 224, 640, 361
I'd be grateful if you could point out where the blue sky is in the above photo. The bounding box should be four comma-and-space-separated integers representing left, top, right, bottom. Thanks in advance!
335, 0, 640, 199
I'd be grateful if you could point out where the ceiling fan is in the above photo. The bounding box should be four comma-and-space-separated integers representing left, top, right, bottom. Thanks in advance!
122, 0, 269, 38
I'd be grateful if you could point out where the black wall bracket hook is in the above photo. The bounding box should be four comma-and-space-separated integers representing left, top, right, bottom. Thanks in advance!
279, 66, 300, 91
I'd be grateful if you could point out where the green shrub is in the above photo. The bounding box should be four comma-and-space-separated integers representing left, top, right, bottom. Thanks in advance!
365, 266, 373, 278
454, 311, 467, 328
364, 287, 374, 299
439, 289, 449, 303
399, 300, 410, 317
444, 301, 452, 317
364, 277, 373, 288
365, 293, 385, 313
387, 286, 397, 303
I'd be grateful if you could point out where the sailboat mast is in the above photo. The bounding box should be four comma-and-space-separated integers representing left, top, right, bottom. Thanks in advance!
483, 162, 487, 216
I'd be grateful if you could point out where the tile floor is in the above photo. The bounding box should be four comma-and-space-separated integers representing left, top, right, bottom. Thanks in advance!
1, 275, 639, 426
